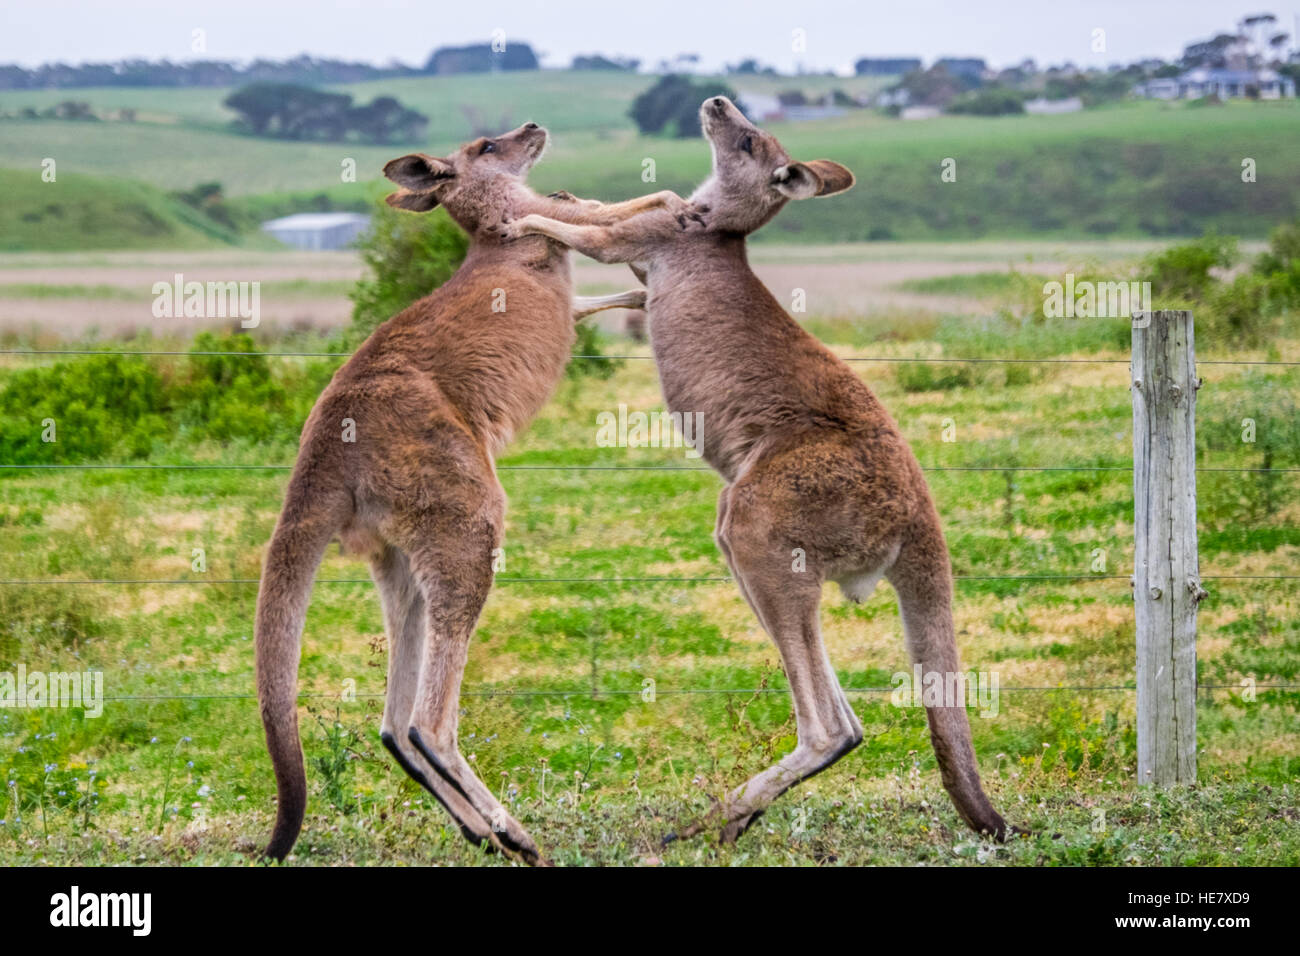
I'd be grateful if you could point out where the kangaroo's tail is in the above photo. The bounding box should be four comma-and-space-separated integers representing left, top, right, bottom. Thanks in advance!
255, 471, 349, 861
889, 511, 1010, 841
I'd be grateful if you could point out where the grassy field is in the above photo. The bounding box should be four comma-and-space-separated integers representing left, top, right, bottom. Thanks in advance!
0, 169, 250, 252
2, 71, 1300, 248
0, 244, 1296, 866
0, 71, 896, 139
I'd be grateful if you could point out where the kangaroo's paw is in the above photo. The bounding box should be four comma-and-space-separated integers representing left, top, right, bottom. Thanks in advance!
407, 726, 547, 866
718, 808, 764, 845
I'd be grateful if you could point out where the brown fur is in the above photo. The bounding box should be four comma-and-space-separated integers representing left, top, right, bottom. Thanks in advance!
255, 122, 694, 865
509, 97, 1011, 844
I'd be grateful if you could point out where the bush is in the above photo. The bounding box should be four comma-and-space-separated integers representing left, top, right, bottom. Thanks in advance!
1134, 226, 1300, 344
0, 332, 330, 464
895, 361, 978, 392
0, 355, 169, 463
947, 87, 1025, 116
347, 200, 469, 343
175, 332, 295, 444
630, 75, 741, 137
1142, 233, 1237, 301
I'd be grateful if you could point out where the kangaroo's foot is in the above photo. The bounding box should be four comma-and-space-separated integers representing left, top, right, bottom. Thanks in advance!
409, 727, 550, 866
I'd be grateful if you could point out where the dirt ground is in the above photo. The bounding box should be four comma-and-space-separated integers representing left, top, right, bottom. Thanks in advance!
0, 240, 1170, 340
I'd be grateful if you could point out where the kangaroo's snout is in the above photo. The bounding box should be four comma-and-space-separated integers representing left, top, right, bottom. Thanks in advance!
700, 96, 751, 141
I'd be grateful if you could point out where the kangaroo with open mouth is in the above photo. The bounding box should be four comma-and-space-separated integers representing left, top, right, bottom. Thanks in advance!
255, 121, 697, 865
506, 98, 1012, 846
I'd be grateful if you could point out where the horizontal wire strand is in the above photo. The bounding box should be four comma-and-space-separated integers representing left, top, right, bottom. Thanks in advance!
72, 682, 1300, 703
0, 574, 1294, 585
2, 463, 1298, 474
3, 348, 1300, 367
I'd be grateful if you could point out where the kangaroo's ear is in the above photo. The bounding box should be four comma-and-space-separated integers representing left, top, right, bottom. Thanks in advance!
383, 153, 455, 191
803, 159, 855, 196
771, 162, 822, 200
385, 189, 442, 213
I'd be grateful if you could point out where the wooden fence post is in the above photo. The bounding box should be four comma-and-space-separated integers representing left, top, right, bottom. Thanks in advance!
1131, 309, 1204, 787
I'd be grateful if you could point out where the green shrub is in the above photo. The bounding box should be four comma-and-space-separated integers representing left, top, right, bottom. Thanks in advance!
347, 200, 469, 343
0, 355, 169, 463
1142, 233, 1237, 301
175, 332, 294, 444
896, 361, 979, 392
0, 332, 332, 464
567, 322, 623, 380
947, 87, 1026, 116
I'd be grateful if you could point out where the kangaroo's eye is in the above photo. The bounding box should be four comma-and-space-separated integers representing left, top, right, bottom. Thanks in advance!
480, 141, 496, 155
740, 135, 753, 155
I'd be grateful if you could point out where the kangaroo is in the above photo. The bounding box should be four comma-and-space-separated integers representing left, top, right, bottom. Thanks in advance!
505, 97, 1011, 845
255, 121, 695, 865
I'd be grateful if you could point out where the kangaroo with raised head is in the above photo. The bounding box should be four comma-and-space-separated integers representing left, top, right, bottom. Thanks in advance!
506, 97, 1011, 844
255, 121, 694, 865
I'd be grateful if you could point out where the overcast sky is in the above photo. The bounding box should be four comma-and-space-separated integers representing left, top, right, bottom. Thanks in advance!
4, 1, 1298, 72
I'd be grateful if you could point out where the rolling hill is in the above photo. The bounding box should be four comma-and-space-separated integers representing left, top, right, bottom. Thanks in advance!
1, 71, 1298, 248
0, 169, 242, 251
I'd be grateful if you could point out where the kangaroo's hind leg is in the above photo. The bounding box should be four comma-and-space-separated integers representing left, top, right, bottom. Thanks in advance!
401, 507, 549, 867
672, 492, 863, 845
371, 544, 502, 852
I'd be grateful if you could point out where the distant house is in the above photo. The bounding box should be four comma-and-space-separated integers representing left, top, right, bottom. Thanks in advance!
735, 92, 783, 121
782, 105, 847, 121
262, 212, 371, 251
1138, 68, 1296, 99
875, 88, 911, 109
733, 92, 846, 123
854, 57, 922, 76
1024, 96, 1083, 114
935, 57, 988, 82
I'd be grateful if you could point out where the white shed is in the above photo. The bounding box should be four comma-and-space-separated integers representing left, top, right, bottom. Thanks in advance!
261, 212, 372, 251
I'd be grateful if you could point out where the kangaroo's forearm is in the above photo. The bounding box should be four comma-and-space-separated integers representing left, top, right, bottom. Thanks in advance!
522, 191, 675, 227
589, 192, 674, 221
517, 217, 651, 264
571, 289, 646, 322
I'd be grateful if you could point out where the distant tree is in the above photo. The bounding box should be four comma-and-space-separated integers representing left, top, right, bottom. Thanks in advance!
1181, 33, 1241, 69
776, 90, 808, 106
347, 96, 427, 143
223, 83, 426, 143
0, 55, 415, 90
571, 54, 638, 71
629, 74, 741, 137
425, 43, 539, 74
726, 58, 777, 75
888, 65, 965, 108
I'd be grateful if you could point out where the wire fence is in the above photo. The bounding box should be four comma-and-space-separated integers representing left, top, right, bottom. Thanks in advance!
1, 342, 1297, 707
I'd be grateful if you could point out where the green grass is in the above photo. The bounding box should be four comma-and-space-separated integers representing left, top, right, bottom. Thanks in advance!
0, 280, 1297, 864
2, 77, 1299, 248
0, 169, 242, 252
0, 278, 356, 299
896, 270, 1051, 298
